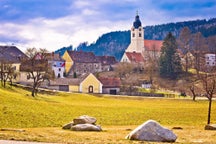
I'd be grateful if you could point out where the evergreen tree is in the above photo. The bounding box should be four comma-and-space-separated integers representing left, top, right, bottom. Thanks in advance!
159, 32, 182, 79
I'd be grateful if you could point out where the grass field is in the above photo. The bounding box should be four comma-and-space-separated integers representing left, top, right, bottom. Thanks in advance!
0, 85, 216, 143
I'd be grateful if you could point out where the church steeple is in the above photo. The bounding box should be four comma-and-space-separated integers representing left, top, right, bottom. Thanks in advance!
125, 12, 144, 54
133, 12, 142, 29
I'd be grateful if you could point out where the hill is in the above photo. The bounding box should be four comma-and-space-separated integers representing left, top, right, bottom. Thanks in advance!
71, 18, 216, 61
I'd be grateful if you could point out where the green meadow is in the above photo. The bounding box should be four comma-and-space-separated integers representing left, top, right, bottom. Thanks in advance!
0, 85, 216, 143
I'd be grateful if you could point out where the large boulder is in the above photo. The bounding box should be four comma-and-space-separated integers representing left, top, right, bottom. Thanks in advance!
126, 120, 177, 142
62, 122, 74, 129
71, 124, 102, 131
73, 115, 97, 125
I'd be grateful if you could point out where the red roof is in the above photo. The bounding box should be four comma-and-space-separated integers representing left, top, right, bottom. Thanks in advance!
125, 52, 144, 63
99, 77, 121, 88
144, 40, 163, 52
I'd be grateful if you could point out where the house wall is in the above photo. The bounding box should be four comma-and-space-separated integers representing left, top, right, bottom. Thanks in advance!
102, 88, 120, 95
62, 51, 73, 74
69, 85, 79, 92
80, 73, 102, 93
50, 61, 65, 78
205, 54, 216, 66
70, 62, 102, 76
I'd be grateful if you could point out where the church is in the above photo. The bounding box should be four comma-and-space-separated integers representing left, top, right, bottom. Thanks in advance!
121, 13, 163, 63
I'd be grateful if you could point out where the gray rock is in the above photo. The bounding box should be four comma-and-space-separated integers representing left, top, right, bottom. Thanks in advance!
71, 124, 102, 131
205, 124, 216, 130
73, 115, 97, 125
62, 122, 74, 129
126, 120, 177, 142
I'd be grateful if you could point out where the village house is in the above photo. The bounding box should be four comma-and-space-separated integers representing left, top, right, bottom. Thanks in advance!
98, 77, 121, 95
48, 73, 103, 93
0, 45, 27, 82
44, 53, 65, 78
205, 53, 216, 66
62, 50, 117, 77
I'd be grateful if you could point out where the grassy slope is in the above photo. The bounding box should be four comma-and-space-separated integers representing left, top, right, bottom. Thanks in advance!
1, 85, 216, 128
1, 85, 216, 143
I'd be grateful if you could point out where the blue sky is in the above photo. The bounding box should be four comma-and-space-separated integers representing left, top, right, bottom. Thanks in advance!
0, 0, 216, 52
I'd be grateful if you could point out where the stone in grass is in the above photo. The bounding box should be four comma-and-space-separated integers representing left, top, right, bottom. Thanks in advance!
73, 115, 97, 125
62, 122, 74, 129
126, 120, 177, 142
205, 124, 216, 130
71, 124, 102, 131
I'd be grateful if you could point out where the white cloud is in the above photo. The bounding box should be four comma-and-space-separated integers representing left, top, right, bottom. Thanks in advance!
0, 13, 131, 52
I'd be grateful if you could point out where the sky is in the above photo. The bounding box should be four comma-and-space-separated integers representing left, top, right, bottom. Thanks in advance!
0, 0, 216, 52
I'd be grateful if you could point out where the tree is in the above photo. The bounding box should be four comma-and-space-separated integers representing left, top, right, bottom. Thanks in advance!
198, 67, 216, 124
115, 62, 134, 80
144, 43, 160, 84
177, 27, 192, 73
192, 32, 207, 74
21, 48, 51, 97
159, 32, 182, 79
0, 62, 16, 87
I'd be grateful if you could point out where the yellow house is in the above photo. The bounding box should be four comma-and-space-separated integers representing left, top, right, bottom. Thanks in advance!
79, 73, 102, 93
48, 73, 103, 93
62, 51, 73, 74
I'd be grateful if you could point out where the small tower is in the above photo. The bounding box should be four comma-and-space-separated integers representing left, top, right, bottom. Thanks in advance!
126, 13, 145, 54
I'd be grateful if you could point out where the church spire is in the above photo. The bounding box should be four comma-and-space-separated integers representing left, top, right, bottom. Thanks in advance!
133, 11, 142, 29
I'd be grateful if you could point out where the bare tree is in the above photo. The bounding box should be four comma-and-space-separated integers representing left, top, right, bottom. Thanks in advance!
115, 62, 134, 80
192, 32, 207, 74
144, 43, 160, 84
21, 48, 51, 97
177, 27, 192, 73
198, 67, 216, 124
0, 62, 16, 87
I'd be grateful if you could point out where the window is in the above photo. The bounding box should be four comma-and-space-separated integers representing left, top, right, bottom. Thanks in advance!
139, 33, 142, 37
58, 73, 60, 78
59, 68, 61, 71
132, 33, 135, 37
139, 28, 142, 31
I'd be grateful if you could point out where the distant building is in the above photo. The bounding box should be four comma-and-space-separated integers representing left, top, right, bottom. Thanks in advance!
205, 53, 216, 66
121, 14, 162, 63
45, 53, 65, 78
62, 51, 117, 76
0, 45, 27, 82
34, 52, 65, 78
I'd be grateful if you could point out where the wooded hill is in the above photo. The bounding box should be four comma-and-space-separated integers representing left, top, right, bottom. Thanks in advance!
57, 18, 216, 61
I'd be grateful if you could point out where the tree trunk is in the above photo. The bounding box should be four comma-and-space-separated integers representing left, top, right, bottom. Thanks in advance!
31, 84, 36, 97
190, 86, 196, 101
207, 98, 212, 124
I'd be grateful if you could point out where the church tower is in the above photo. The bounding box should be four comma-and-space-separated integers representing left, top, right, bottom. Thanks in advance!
125, 13, 145, 54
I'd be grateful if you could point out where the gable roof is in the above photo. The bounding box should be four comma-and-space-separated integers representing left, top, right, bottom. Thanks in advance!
125, 52, 145, 63
0, 45, 27, 63
35, 52, 64, 61
98, 77, 121, 88
67, 51, 100, 63
144, 40, 163, 52
96, 56, 117, 65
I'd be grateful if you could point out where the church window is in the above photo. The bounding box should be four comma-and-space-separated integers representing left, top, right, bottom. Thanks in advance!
139, 28, 142, 31
139, 33, 142, 37
132, 33, 135, 37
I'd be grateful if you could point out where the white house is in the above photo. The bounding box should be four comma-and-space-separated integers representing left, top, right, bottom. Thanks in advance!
205, 53, 216, 66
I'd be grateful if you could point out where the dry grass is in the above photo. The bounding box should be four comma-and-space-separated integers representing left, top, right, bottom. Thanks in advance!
1, 126, 216, 144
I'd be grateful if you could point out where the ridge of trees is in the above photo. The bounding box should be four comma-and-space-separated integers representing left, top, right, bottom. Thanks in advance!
55, 18, 216, 61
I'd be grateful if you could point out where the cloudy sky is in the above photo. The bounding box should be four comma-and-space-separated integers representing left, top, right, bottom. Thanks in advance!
0, 0, 216, 52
